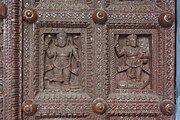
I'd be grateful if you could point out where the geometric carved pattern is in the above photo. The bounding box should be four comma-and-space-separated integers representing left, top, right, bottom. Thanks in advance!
35, 23, 93, 94
20, 0, 176, 120
0, 0, 5, 117
106, 0, 162, 13
22, 17, 96, 113
0, 17, 3, 120
165, 0, 175, 104
21, 0, 175, 120
2, 0, 21, 119
109, 116, 157, 120
23, 18, 95, 120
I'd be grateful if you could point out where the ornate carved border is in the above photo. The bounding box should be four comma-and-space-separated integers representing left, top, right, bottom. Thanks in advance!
164, 1, 175, 120
22, 21, 96, 119
104, 2, 175, 119
22, 0, 96, 119
3, 0, 21, 120
0, 4, 4, 119
106, 28, 161, 117
106, 0, 162, 13
21, 0, 175, 120
109, 116, 157, 120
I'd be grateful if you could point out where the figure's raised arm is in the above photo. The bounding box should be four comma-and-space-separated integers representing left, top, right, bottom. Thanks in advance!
44, 34, 54, 58
72, 46, 80, 62
114, 35, 125, 57
44, 34, 52, 50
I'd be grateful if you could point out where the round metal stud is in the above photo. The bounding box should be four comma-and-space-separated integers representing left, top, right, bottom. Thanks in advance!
158, 13, 174, 28
22, 99, 37, 116
160, 99, 175, 116
92, 98, 107, 114
22, 8, 38, 23
92, 9, 108, 24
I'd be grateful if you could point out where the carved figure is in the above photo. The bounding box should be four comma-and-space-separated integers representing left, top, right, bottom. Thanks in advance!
115, 34, 150, 89
44, 31, 80, 91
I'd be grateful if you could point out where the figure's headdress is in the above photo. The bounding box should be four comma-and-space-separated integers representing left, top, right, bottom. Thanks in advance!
57, 30, 67, 39
54, 30, 67, 46
127, 34, 137, 40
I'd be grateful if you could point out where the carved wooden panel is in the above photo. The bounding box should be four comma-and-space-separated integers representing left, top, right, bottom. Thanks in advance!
20, 0, 175, 120
0, 0, 175, 120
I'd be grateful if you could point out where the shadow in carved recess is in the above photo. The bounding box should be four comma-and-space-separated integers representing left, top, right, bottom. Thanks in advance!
115, 34, 151, 89
44, 31, 81, 92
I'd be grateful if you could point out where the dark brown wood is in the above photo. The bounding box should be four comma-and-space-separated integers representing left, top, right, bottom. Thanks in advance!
0, 0, 176, 120
0, 3, 7, 19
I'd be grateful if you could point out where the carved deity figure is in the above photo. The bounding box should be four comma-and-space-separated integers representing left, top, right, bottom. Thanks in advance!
44, 31, 80, 91
115, 34, 150, 89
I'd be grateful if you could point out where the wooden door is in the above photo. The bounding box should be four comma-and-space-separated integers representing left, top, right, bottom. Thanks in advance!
0, 0, 176, 120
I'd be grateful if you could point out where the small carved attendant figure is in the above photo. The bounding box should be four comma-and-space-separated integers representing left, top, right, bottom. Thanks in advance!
115, 34, 150, 89
45, 31, 80, 91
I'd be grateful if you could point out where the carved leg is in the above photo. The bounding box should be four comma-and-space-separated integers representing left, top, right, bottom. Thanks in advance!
63, 68, 71, 91
127, 68, 135, 80
53, 68, 63, 82
136, 67, 142, 82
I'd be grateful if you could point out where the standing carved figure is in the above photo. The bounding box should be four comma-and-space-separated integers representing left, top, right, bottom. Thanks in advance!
115, 34, 150, 89
44, 31, 80, 91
